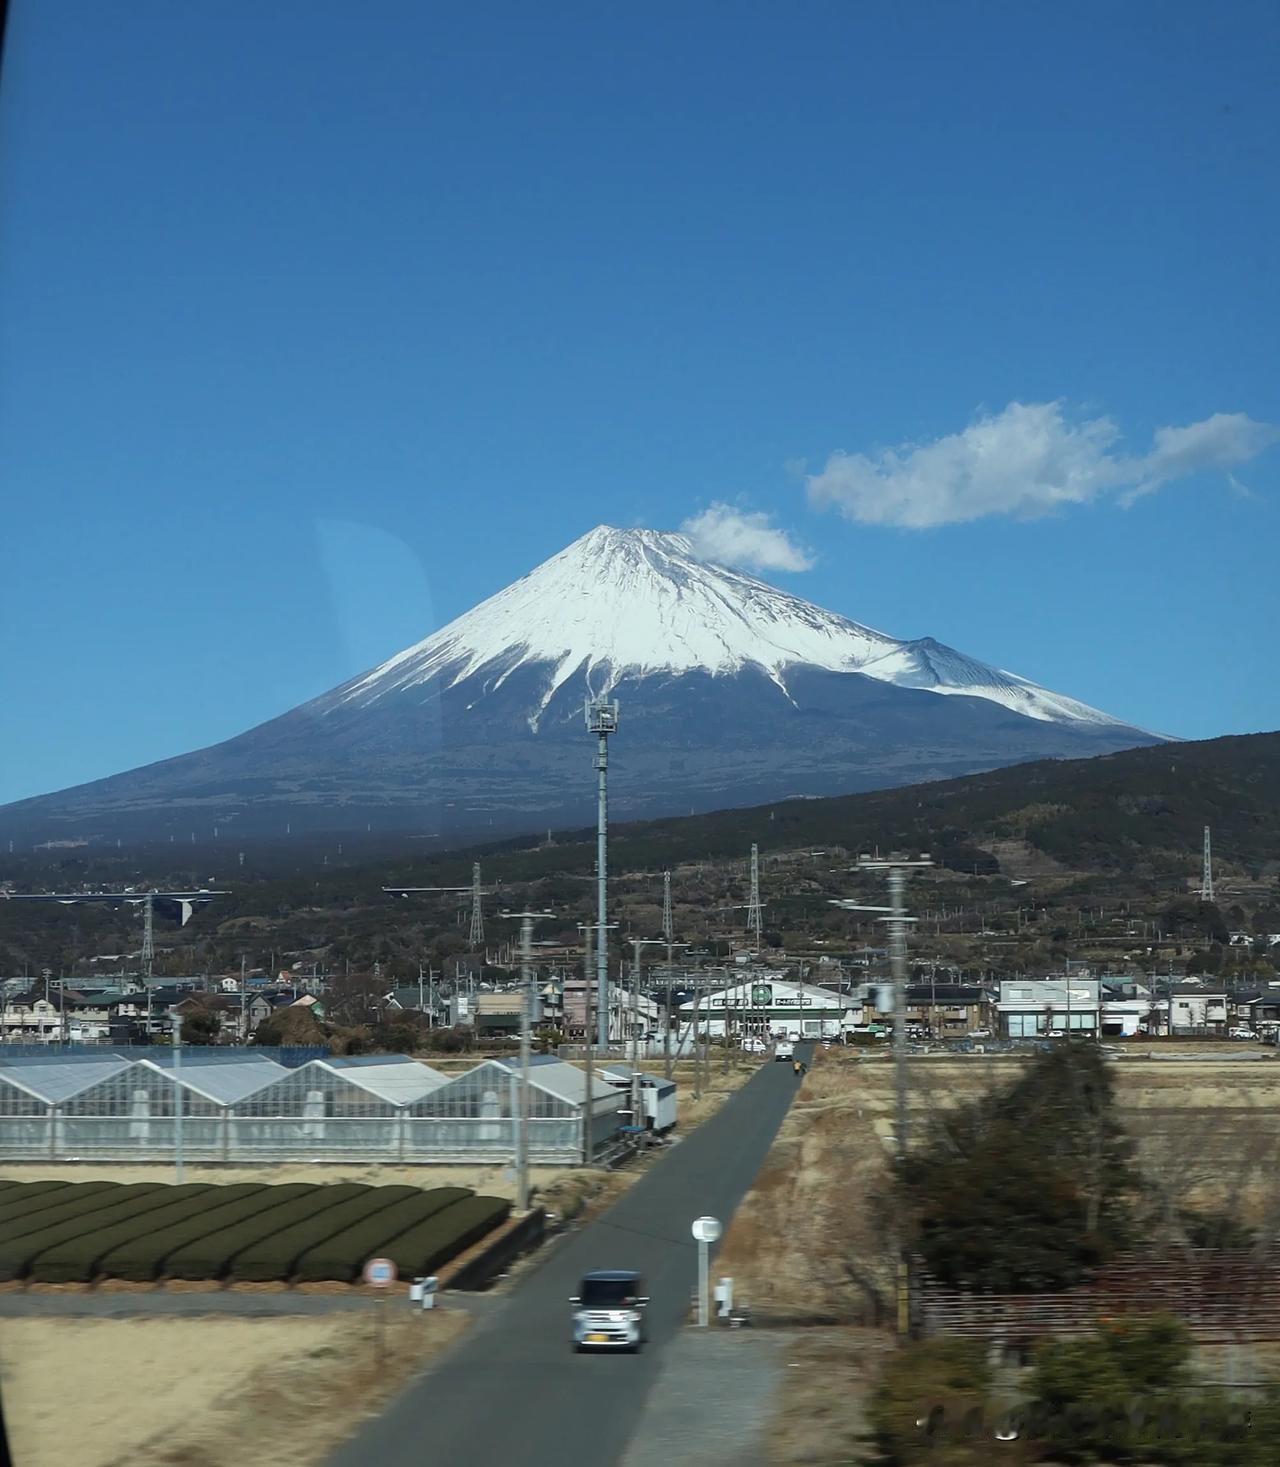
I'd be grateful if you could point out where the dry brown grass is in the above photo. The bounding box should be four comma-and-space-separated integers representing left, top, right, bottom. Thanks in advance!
0, 1160, 571, 1200
764, 1328, 892, 1465
718, 1051, 1280, 1325
0, 1310, 469, 1467
717, 1055, 901, 1323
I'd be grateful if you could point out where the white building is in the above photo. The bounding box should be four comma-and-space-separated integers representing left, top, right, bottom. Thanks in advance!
998, 980, 1100, 1038
678, 978, 861, 1041
1100, 998, 1154, 1037
1167, 987, 1228, 1035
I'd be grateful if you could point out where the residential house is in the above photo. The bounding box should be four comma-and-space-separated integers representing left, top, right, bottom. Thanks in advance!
902, 983, 992, 1036
1230, 987, 1280, 1031
1100, 978, 1157, 1038
997, 979, 1100, 1038
1167, 985, 1229, 1036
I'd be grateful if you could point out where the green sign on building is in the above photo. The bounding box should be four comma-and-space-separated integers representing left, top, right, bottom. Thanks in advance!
751, 983, 773, 1006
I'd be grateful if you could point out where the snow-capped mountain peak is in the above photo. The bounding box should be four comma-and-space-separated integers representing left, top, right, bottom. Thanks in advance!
0, 525, 1161, 845
333, 525, 1133, 731
337, 525, 897, 710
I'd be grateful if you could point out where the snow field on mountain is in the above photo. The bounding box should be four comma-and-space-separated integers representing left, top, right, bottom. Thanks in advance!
336, 526, 1130, 730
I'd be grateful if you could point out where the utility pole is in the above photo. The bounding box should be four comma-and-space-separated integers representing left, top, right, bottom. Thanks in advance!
585, 695, 619, 1050
517, 914, 532, 1213
689, 979, 704, 1100
580, 922, 594, 1166
722, 969, 732, 1073
505, 910, 554, 1212
172, 1013, 184, 1184
831, 854, 934, 1164
832, 854, 933, 1342
663, 871, 675, 1081
239, 954, 247, 1044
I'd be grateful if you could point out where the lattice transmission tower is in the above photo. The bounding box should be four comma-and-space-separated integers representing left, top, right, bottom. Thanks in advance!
662, 870, 673, 943
141, 894, 155, 978
1200, 826, 1214, 903
746, 843, 763, 948
468, 862, 485, 949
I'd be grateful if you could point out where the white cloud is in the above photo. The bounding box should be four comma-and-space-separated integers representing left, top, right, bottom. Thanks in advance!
805, 402, 1279, 529
681, 503, 814, 572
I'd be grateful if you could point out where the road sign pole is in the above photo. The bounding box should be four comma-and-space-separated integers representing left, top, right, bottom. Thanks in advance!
691, 1216, 721, 1327
697, 1238, 708, 1327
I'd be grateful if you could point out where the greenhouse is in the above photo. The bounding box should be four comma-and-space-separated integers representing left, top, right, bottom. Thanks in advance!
227, 1056, 449, 1158
0, 1055, 132, 1159
0, 1052, 626, 1164
406, 1057, 623, 1163
55, 1054, 290, 1160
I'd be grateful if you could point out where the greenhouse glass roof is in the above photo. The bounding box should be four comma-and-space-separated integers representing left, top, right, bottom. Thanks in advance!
319, 1056, 446, 1104
0, 1057, 132, 1104
132, 1057, 290, 1105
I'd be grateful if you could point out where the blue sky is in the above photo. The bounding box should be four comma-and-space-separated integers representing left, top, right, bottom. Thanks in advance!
1, 0, 1277, 804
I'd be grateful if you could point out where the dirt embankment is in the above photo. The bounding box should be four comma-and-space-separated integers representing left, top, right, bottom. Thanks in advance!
717, 1051, 1280, 1323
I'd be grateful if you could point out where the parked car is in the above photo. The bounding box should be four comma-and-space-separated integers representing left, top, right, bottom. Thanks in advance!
740, 1035, 767, 1054
1229, 1027, 1260, 1041
570, 1270, 649, 1352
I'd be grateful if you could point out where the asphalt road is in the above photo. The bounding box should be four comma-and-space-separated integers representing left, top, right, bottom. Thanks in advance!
327, 1049, 809, 1467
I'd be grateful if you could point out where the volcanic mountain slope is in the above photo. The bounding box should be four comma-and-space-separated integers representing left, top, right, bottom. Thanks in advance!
0, 527, 1162, 843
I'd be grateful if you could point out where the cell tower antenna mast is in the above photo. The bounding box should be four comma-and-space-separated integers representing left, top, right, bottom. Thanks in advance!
585, 693, 619, 1050
747, 843, 763, 949
1201, 825, 1214, 902
468, 862, 485, 949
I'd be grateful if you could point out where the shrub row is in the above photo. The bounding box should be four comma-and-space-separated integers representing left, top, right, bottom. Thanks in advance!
293, 1187, 472, 1283
380, 1195, 511, 1279
32, 1185, 227, 1283
94, 1183, 275, 1281
0, 1184, 166, 1268
0, 1180, 80, 1223
5, 1183, 168, 1244
230, 1185, 417, 1282
157, 1183, 321, 1279
0, 1184, 209, 1281
181, 1182, 374, 1282
0, 1182, 131, 1233
0, 1181, 506, 1284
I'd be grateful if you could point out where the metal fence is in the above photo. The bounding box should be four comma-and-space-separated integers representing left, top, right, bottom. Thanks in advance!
917, 1251, 1280, 1343
0, 1106, 598, 1164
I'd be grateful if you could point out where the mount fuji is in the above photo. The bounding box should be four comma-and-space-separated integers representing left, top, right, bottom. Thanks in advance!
1, 526, 1161, 843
